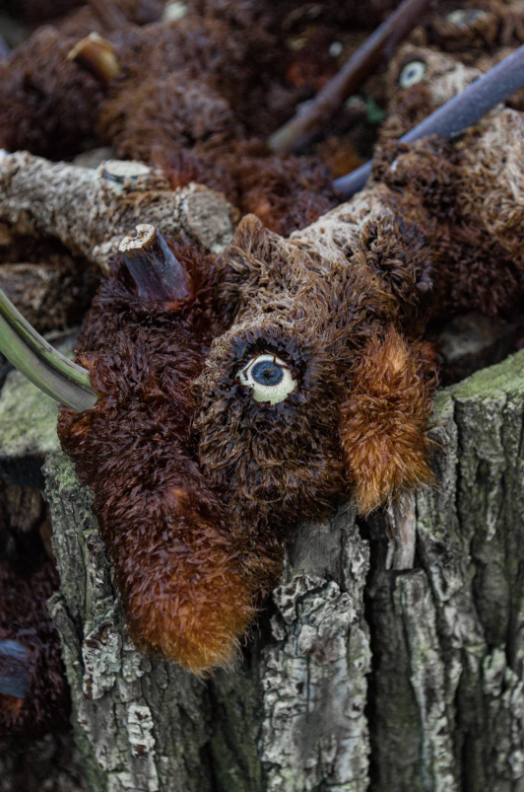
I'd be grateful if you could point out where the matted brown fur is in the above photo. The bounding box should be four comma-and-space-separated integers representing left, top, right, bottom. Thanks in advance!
58, 240, 281, 673
94, 18, 340, 233
195, 212, 437, 522
1, 0, 83, 24
48, 14, 524, 674
0, 4, 362, 234
380, 44, 481, 141
0, 547, 69, 737
0, 27, 105, 160
381, 1, 524, 142
339, 328, 437, 515
57, 108, 524, 673
426, 0, 524, 61
197, 110, 524, 526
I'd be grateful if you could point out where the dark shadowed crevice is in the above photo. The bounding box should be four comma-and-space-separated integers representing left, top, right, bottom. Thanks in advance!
206, 645, 266, 792
359, 513, 382, 792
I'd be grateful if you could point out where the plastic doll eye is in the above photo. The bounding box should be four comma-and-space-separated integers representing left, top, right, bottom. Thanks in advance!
237, 354, 297, 405
399, 61, 426, 89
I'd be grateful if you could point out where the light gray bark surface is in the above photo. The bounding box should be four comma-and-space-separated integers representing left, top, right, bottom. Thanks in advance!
367, 349, 524, 792
0, 151, 238, 271
41, 347, 524, 792
45, 452, 214, 792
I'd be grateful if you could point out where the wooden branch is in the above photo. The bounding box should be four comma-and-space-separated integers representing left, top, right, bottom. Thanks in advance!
268, 0, 434, 154
0, 152, 238, 272
334, 41, 524, 198
87, 0, 128, 31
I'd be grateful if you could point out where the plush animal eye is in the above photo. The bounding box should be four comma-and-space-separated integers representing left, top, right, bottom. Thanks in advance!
399, 60, 426, 89
237, 354, 297, 404
447, 9, 483, 26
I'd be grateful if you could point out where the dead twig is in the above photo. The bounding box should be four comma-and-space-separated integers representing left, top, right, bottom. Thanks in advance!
334, 42, 524, 199
268, 0, 434, 154
87, 0, 128, 32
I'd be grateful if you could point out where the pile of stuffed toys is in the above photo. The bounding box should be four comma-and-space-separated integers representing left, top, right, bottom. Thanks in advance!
2, 0, 524, 743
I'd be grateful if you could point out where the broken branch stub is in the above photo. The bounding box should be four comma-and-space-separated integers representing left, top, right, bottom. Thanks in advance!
119, 225, 192, 301
67, 33, 121, 86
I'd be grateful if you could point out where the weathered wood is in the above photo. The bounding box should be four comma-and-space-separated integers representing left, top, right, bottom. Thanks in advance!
43, 347, 524, 791
0, 151, 238, 272
45, 452, 214, 792
368, 350, 524, 792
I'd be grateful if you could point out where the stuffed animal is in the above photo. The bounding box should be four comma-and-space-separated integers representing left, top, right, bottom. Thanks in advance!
56, 95, 524, 671
3, 0, 524, 678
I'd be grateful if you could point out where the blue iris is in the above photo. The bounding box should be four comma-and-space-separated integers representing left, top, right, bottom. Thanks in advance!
251, 359, 284, 386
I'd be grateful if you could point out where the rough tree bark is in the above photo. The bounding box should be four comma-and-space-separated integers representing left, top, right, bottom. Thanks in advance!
2, 147, 524, 790
41, 346, 524, 792
0, 151, 238, 271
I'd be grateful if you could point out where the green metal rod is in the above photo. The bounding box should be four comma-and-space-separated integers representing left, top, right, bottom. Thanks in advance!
0, 288, 97, 412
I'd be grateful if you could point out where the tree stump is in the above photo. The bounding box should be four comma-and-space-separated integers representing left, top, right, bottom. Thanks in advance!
42, 347, 524, 791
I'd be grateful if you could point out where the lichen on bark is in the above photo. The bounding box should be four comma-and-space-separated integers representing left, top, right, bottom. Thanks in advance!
41, 347, 524, 791
45, 450, 215, 792
0, 151, 239, 272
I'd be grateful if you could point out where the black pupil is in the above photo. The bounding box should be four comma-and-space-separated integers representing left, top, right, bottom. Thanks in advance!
251, 360, 284, 386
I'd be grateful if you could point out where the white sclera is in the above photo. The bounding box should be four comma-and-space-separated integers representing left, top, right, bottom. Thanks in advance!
447, 9, 484, 26
399, 60, 426, 89
237, 354, 297, 405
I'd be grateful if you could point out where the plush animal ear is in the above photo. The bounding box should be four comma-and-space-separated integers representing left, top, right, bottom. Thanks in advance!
231, 213, 290, 268
232, 214, 271, 254
215, 214, 290, 323
339, 327, 438, 515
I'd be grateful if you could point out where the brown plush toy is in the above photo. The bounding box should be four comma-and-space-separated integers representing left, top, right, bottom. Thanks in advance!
4, 1, 524, 678
57, 97, 524, 673
0, 1, 391, 235
58, 230, 281, 672
380, 0, 524, 141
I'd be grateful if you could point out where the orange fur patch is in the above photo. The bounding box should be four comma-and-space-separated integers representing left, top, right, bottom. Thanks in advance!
122, 508, 255, 674
339, 327, 438, 515
122, 485, 254, 674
